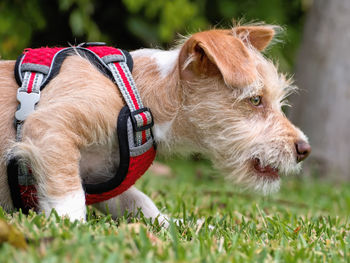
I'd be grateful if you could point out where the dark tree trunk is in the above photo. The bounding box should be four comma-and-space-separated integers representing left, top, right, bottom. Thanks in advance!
290, 0, 350, 179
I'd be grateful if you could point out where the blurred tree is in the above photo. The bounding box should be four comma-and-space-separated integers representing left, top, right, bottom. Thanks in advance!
122, 0, 207, 44
0, 0, 306, 73
290, 0, 350, 179
0, 0, 46, 59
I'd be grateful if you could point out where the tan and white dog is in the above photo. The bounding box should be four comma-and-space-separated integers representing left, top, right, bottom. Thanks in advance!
0, 24, 310, 223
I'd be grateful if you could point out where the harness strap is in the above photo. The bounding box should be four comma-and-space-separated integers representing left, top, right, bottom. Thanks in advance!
14, 45, 153, 146
106, 57, 152, 145
83, 45, 153, 146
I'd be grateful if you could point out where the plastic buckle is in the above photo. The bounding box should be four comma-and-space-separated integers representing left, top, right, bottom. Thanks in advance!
130, 108, 154, 132
78, 42, 106, 47
15, 90, 40, 121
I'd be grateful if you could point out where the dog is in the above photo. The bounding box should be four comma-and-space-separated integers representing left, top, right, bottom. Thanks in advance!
0, 24, 310, 223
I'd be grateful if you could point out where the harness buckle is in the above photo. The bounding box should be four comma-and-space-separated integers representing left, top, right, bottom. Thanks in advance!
130, 107, 154, 132
15, 90, 40, 121
78, 42, 106, 47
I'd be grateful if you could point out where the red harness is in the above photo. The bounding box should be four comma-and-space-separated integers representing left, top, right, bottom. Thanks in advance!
7, 42, 156, 213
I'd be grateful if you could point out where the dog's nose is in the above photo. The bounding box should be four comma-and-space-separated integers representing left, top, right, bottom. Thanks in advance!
295, 140, 311, 163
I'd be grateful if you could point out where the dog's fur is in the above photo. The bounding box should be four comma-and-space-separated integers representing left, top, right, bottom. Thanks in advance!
0, 24, 309, 222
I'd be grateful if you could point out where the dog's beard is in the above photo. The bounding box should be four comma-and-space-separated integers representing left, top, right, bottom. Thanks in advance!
221, 155, 301, 195
209, 141, 301, 195
252, 175, 281, 195
217, 164, 281, 195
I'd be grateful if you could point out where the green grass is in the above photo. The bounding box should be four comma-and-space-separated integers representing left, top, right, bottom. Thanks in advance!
1, 157, 350, 262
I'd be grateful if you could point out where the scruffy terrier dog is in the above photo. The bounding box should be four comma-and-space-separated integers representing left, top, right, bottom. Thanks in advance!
0, 24, 310, 223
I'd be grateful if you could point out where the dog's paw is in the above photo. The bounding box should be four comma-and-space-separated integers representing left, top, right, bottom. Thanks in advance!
194, 218, 214, 231
154, 214, 171, 228
40, 191, 86, 222
154, 215, 214, 230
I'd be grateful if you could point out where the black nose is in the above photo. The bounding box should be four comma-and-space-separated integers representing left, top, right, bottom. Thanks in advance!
295, 140, 311, 163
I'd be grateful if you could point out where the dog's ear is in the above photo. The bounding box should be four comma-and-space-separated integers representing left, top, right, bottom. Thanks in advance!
233, 26, 275, 51
179, 30, 258, 87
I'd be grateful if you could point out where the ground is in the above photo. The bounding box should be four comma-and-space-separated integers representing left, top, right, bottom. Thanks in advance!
0, 157, 349, 262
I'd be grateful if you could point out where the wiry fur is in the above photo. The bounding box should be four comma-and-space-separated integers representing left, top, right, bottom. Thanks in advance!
178, 47, 305, 195
0, 24, 309, 220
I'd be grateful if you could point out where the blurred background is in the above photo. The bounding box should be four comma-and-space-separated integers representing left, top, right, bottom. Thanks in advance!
0, 0, 349, 180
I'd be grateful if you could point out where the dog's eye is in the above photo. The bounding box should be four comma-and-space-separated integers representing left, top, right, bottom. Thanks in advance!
250, 96, 262, 106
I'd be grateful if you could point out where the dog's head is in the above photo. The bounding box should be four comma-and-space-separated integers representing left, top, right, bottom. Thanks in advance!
177, 25, 310, 194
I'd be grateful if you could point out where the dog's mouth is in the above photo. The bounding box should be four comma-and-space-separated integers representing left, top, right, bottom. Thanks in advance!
252, 158, 280, 180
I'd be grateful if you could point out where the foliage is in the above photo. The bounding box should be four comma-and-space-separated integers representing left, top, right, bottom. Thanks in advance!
122, 0, 207, 44
0, 158, 350, 262
58, 0, 104, 41
0, 0, 45, 59
0, 0, 308, 72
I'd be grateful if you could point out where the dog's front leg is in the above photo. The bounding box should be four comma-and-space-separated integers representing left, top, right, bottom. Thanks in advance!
14, 130, 86, 222
40, 187, 86, 222
94, 186, 169, 226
